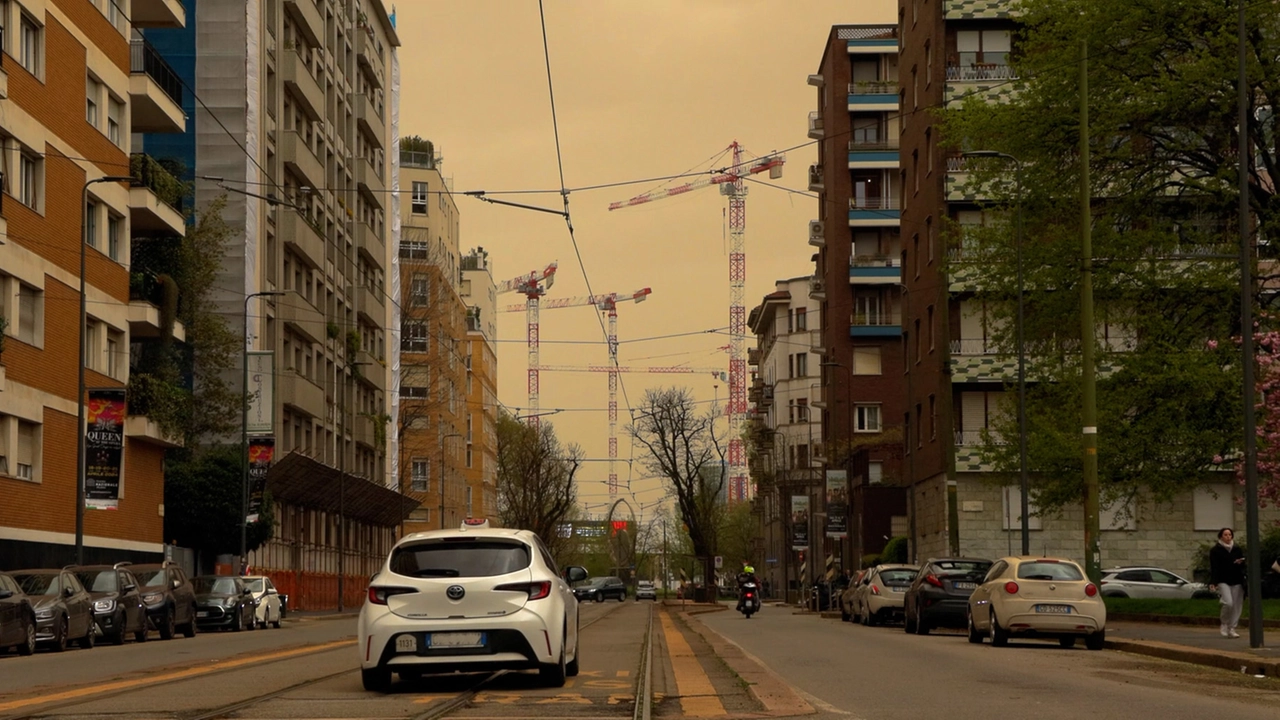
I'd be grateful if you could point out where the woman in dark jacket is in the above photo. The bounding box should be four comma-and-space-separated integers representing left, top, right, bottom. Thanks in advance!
1209, 527, 1246, 638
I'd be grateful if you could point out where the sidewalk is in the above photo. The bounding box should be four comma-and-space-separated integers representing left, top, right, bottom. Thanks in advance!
1106, 621, 1280, 676
287, 608, 361, 621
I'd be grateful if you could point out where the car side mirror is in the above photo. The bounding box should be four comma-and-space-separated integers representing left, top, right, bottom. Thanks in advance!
64, 586, 76, 597
243, 588, 253, 596
267, 588, 278, 595
0, 589, 12, 600
172, 579, 181, 589
123, 584, 137, 593
564, 566, 588, 584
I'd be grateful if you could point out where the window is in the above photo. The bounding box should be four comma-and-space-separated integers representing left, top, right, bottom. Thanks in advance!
925, 41, 932, 85
107, 97, 123, 145
466, 486, 473, 516
86, 75, 100, 127
868, 462, 883, 485
19, 15, 40, 76
17, 284, 38, 344
1193, 485, 1234, 530
16, 420, 37, 481
107, 333, 120, 378
852, 346, 881, 375
926, 217, 935, 263
786, 310, 793, 333
402, 320, 428, 352
794, 353, 808, 377
957, 30, 1012, 68
412, 181, 429, 214
928, 394, 937, 440
410, 274, 430, 306
854, 404, 881, 432
796, 398, 810, 423
19, 152, 39, 208
795, 307, 807, 330
1100, 498, 1137, 531
466, 445, 473, 468
107, 214, 122, 261
927, 305, 935, 350
411, 458, 430, 492
85, 201, 99, 248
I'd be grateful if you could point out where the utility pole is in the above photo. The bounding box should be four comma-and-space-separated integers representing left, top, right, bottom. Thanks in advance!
1079, 28, 1101, 582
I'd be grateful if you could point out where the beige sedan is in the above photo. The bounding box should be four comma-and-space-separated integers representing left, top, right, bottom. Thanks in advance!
851, 564, 918, 626
967, 556, 1106, 650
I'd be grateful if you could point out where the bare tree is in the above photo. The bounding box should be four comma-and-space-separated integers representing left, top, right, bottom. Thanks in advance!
628, 387, 726, 599
496, 413, 581, 559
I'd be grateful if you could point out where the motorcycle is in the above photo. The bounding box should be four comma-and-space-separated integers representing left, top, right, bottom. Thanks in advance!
737, 581, 761, 619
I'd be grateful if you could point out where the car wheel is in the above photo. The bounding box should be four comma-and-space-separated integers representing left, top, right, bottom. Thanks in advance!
989, 610, 1009, 647
966, 608, 984, 644
233, 610, 243, 632
539, 631, 568, 688
1102, 591, 1128, 599
361, 666, 392, 692
594, 592, 604, 603
159, 609, 176, 640
18, 616, 36, 656
914, 605, 930, 636
79, 621, 96, 650
840, 601, 850, 623
566, 631, 580, 678
135, 625, 148, 643
110, 614, 127, 645
903, 600, 917, 633
272, 609, 282, 629
51, 616, 69, 653
183, 605, 198, 638
1085, 629, 1106, 651
1059, 636, 1076, 648
865, 604, 877, 627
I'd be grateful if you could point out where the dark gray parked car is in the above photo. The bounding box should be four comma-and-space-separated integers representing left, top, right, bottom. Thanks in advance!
12, 569, 95, 651
71, 563, 149, 644
129, 562, 198, 640
903, 558, 993, 634
574, 576, 627, 602
0, 572, 36, 656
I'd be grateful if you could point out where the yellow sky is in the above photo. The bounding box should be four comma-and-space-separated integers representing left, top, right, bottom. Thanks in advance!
395, 0, 898, 518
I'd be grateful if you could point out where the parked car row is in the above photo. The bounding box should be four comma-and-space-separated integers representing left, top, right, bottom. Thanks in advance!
0, 561, 289, 657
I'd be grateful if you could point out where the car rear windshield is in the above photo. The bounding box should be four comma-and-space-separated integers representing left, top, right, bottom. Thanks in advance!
193, 577, 239, 594
933, 561, 991, 577
76, 570, 117, 593
390, 540, 530, 578
879, 570, 916, 585
1017, 561, 1085, 581
15, 573, 59, 596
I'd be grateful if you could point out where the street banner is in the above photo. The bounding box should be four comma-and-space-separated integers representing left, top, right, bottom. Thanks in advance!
246, 351, 274, 434
790, 494, 810, 550
246, 437, 275, 523
85, 388, 127, 510
826, 469, 849, 539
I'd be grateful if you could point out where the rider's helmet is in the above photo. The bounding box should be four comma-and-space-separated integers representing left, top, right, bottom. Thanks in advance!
743, 564, 755, 574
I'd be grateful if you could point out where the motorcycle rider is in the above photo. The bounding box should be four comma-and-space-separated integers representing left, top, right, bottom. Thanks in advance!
736, 563, 760, 612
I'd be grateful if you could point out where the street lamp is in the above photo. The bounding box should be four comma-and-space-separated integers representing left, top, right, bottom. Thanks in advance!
820, 360, 852, 569
75, 175, 135, 565
239, 290, 287, 575
440, 432, 464, 528
963, 150, 1029, 555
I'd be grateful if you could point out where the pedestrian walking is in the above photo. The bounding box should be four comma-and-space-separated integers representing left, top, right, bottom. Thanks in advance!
1209, 527, 1246, 638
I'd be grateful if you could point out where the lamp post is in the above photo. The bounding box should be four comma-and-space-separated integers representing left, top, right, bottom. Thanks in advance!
820, 360, 852, 569
75, 175, 134, 565
239, 290, 287, 575
963, 150, 1029, 556
440, 432, 463, 528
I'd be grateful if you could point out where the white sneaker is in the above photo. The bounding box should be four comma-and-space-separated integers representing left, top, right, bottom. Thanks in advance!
1221, 629, 1231, 637
1229, 631, 1241, 638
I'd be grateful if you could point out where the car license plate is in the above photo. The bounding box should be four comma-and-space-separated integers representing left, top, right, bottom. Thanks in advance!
395, 634, 419, 653
427, 632, 485, 649
954, 582, 977, 590
196, 611, 209, 618
1035, 604, 1072, 614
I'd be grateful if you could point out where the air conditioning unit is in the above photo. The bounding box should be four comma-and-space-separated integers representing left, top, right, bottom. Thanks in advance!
808, 220, 825, 247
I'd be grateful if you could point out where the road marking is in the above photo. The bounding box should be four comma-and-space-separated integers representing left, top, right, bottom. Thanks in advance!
616, 669, 630, 678
0, 639, 355, 713
658, 610, 726, 717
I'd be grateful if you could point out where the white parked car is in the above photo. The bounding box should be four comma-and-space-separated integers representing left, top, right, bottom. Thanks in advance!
967, 556, 1106, 650
1098, 567, 1209, 599
851, 564, 917, 626
358, 518, 588, 692
242, 576, 283, 628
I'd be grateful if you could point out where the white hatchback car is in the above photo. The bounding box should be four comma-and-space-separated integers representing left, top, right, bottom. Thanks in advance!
967, 556, 1106, 650
358, 519, 588, 692
241, 576, 282, 629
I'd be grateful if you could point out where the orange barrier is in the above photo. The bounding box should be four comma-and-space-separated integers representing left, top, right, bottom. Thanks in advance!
259, 569, 369, 611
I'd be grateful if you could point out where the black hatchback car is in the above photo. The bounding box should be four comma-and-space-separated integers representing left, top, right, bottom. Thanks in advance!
130, 562, 198, 640
0, 572, 36, 656
902, 557, 993, 634
70, 564, 149, 645
192, 576, 257, 632
574, 576, 627, 602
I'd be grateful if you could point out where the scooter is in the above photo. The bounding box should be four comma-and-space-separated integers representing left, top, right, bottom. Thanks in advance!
737, 582, 761, 619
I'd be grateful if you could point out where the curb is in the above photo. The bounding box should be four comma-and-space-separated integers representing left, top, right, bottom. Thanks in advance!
291, 612, 360, 622
677, 609, 816, 718
1109, 612, 1280, 629
1106, 637, 1280, 677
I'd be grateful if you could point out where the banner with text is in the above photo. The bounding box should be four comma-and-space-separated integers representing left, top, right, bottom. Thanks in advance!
246, 352, 275, 434
247, 437, 275, 523
790, 494, 810, 550
85, 388, 127, 510
826, 470, 849, 539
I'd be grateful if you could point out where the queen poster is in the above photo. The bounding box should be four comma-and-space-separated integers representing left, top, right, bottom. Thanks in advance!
247, 438, 275, 523
825, 470, 849, 539
790, 494, 810, 551
85, 388, 127, 510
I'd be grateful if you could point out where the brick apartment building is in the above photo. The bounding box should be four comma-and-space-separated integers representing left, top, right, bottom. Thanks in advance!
459, 248, 499, 525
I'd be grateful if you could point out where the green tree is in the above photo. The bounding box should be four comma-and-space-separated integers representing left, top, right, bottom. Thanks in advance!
936, 0, 1267, 513
163, 445, 274, 560
495, 413, 581, 559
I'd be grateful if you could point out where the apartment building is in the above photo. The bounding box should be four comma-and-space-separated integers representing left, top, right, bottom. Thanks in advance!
0, 0, 189, 566
397, 143, 469, 532
807, 24, 907, 571
460, 248, 498, 524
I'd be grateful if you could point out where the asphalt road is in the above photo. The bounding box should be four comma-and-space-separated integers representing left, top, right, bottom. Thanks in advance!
699, 604, 1280, 720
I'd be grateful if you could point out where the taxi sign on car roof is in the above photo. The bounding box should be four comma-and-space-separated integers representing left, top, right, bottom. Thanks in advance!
460, 518, 490, 530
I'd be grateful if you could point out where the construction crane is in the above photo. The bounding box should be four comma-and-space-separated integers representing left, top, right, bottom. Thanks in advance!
495, 262, 558, 425
503, 288, 654, 499
609, 142, 784, 503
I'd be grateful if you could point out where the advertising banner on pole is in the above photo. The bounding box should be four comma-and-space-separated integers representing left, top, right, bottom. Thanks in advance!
85, 388, 127, 510
826, 469, 849, 539
246, 351, 274, 434
246, 437, 275, 523
790, 494, 810, 550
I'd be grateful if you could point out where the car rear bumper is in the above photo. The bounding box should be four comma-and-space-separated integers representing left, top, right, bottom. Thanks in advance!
868, 595, 906, 616
918, 598, 969, 626
360, 606, 560, 671
1004, 611, 1103, 635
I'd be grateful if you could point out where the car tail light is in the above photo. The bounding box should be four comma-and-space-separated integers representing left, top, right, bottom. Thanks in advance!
870, 584, 881, 596
1004, 581, 1019, 595
924, 574, 944, 588
494, 580, 552, 600
1084, 583, 1098, 597
367, 586, 416, 605
1099, 580, 1108, 585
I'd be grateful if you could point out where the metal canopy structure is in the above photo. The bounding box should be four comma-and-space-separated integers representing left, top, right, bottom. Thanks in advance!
266, 452, 419, 527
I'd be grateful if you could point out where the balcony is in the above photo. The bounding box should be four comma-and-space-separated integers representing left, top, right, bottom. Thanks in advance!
847, 81, 898, 112
0, 53, 8, 100
130, 38, 185, 133
280, 373, 326, 419
132, 0, 186, 28
355, 219, 384, 265
125, 416, 183, 448
127, 273, 187, 342
849, 311, 901, 337
356, 350, 386, 392
848, 197, 900, 227
353, 414, 377, 449
284, 0, 324, 47
356, 33, 384, 89
848, 138, 900, 169
849, 255, 901, 284
809, 329, 825, 353
400, 150, 437, 170
808, 163, 824, 192
278, 295, 325, 345
946, 64, 1018, 82
282, 50, 324, 122
356, 160, 385, 210
129, 154, 186, 236
843, 25, 898, 55
807, 111, 823, 140
357, 283, 384, 325
281, 212, 326, 270
281, 132, 325, 189
355, 93, 385, 148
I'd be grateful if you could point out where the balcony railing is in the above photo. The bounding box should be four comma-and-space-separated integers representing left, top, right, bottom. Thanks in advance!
130, 153, 185, 210
849, 138, 899, 151
400, 149, 437, 169
955, 430, 1005, 446
850, 254, 900, 268
836, 26, 898, 41
130, 37, 183, 106
849, 197, 899, 210
808, 164, 823, 186
945, 64, 1018, 82
851, 311, 900, 327
946, 156, 969, 172
950, 338, 998, 355
848, 81, 898, 95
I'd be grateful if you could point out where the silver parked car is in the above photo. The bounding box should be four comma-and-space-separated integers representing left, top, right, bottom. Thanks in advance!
1098, 567, 1210, 599
634, 581, 657, 601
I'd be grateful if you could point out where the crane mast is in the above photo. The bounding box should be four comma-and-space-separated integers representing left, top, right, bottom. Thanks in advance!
495, 262, 558, 426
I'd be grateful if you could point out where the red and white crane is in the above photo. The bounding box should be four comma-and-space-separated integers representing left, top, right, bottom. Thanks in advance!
495, 262, 558, 425
504, 288, 654, 498
609, 142, 784, 502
